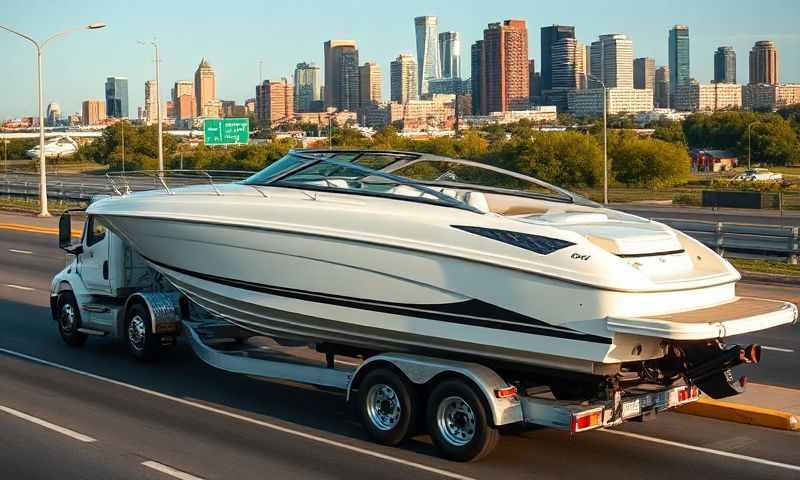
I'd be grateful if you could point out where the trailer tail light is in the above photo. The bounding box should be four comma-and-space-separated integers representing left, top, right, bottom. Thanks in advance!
678, 385, 699, 402
494, 386, 518, 399
571, 410, 602, 433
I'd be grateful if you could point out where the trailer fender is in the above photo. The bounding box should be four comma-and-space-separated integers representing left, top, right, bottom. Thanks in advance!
347, 353, 523, 426
123, 292, 182, 336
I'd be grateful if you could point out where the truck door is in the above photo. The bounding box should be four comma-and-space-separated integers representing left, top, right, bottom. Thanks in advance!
77, 215, 111, 293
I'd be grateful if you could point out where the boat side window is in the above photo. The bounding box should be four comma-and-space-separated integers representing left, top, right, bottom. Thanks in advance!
86, 216, 107, 247
353, 154, 399, 171
243, 154, 309, 185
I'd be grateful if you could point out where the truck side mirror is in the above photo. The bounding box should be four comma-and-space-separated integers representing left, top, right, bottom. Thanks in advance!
59, 214, 72, 249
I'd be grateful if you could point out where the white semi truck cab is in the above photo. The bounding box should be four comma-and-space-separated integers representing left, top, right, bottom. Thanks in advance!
50, 210, 702, 462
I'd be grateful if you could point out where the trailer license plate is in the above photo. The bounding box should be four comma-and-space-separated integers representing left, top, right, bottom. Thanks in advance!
622, 399, 641, 418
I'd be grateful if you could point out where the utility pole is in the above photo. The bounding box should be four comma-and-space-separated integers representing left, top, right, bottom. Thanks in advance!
121, 121, 125, 173
588, 74, 608, 205
747, 121, 759, 170
140, 39, 163, 172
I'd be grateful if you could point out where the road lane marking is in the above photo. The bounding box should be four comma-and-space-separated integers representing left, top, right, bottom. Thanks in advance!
601, 429, 800, 473
0, 348, 475, 480
142, 461, 206, 480
5, 284, 35, 291
762, 345, 795, 353
0, 405, 96, 443
8, 249, 33, 255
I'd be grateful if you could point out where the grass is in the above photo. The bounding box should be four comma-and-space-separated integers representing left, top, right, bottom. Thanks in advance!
0, 197, 87, 215
729, 258, 800, 277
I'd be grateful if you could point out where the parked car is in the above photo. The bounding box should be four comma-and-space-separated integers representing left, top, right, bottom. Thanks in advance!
733, 168, 783, 182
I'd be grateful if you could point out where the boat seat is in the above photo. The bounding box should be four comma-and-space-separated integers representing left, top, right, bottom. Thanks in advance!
326, 179, 349, 189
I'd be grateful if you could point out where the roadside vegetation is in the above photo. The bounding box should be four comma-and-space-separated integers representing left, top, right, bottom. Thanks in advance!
729, 258, 800, 277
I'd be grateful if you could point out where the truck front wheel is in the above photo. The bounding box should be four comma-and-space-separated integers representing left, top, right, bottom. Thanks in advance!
57, 292, 87, 347
125, 302, 160, 361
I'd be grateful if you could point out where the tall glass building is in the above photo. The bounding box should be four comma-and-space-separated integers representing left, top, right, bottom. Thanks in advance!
414, 16, 441, 96
438, 31, 461, 79
713, 47, 736, 84
105, 77, 129, 118
668, 25, 690, 94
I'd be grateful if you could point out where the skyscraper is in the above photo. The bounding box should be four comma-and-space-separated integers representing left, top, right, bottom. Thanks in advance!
414, 16, 441, 96
438, 31, 461, 79
105, 77, 129, 118
633, 57, 655, 91
551, 37, 581, 89
668, 25, 690, 94
540, 25, 575, 91
173, 80, 193, 102
749, 41, 778, 85
471, 40, 483, 115
255, 79, 293, 126
481, 19, 529, 114
293, 62, 321, 113
590, 34, 633, 88
144, 80, 158, 125
390, 54, 418, 104
46, 102, 61, 126
714, 47, 736, 84
81, 100, 106, 126
194, 58, 217, 117
359, 62, 383, 108
324, 40, 360, 111
655, 66, 670, 108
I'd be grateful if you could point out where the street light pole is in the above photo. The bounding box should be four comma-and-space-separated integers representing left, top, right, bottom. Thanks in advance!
588, 74, 608, 205
140, 40, 164, 172
747, 121, 759, 170
0, 22, 106, 216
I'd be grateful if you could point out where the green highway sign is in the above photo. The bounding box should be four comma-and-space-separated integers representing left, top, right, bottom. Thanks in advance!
203, 117, 250, 145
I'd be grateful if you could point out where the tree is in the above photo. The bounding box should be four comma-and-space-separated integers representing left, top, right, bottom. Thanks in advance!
737, 119, 800, 166
652, 121, 687, 146
611, 136, 690, 188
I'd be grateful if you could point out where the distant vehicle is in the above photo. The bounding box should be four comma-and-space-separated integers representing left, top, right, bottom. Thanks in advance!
25, 135, 79, 159
733, 168, 783, 182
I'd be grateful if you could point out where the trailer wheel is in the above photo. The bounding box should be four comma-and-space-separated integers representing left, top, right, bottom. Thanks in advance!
427, 379, 499, 462
56, 292, 87, 347
358, 368, 416, 446
125, 302, 160, 361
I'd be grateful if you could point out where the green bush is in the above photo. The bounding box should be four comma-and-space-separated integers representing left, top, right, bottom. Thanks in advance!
610, 135, 690, 188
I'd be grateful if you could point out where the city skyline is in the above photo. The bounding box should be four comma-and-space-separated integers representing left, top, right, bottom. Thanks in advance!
1, 0, 799, 118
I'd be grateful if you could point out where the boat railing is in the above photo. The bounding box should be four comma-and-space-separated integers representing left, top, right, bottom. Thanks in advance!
104, 170, 255, 196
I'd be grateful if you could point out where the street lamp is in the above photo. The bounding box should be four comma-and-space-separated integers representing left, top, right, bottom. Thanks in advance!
747, 121, 760, 170
0, 22, 106, 216
588, 74, 608, 205
139, 40, 163, 172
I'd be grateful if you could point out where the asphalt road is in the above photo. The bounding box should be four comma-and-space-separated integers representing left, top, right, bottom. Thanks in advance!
1, 228, 799, 479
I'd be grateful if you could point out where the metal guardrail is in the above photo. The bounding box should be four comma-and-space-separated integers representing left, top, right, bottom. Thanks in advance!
655, 218, 800, 264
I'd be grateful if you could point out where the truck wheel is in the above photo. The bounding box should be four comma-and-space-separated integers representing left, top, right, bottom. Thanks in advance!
358, 368, 416, 446
125, 303, 160, 361
57, 292, 87, 347
427, 379, 499, 462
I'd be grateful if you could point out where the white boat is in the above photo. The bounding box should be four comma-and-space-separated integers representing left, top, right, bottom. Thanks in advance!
88, 150, 797, 399
26, 135, 79, 159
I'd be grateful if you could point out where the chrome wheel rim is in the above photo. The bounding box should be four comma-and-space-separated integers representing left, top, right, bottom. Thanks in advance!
128, 315, 146, 351
436, 396, 476, 446
60, 303, 76, 332
365, 383, 401, 431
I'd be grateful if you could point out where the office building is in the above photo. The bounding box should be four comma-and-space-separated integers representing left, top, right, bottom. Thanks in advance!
654, 66, 670, 108
359, 61, 382, 108
714, 47, 736, 84
293, 62, 321, 113
540, 25, 575, 91
144, 80, 159, 125
428, 77, 470, 95
551, 37, 581, 89
81, 99, 106, 126
194, 57, 217, 117
481, 19, 529, 114
590, 33, 633, 88
105, 77, 128, 119
574, 42, 587, 90
634, 57, 655, 92
749, 41, 778, 85
743, 83, 800, 110
390, 53, 418, 104
172, 80, 193, 102
439, 31, 461, 78
471, 40, 483, 115
324, 40, 360, 111
176, 94, 195, 121
668, 25, 690, 94
46, 102, 61, 126
568, 88, 653, 116
388, 97, 454, 131
674, 81, 742, 111
463, 106, 557, 127
255, 79, 293, 126
415, 16, 441, 96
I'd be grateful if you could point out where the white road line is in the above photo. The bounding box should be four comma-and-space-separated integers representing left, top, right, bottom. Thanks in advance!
762, 345, 795, 353
0, 348, 475, 480
142, 461, 206, 480
0, 405, 96, 443
601, 429, 800, 473
8, 249, 33, 255
5, 284, 35, 291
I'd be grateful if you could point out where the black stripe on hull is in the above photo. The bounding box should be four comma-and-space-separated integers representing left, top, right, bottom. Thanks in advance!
145, 256, 612, 345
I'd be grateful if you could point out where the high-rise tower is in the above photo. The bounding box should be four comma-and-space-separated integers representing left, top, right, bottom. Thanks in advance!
540, 25, 575, 91
438, 31, 461, 79
481, 19, 529, 114
324, 40, 360, 111
668, 25, 690, 94
714, 46, 736, 84
415, 16, 441, 96
749, 41, 778, 85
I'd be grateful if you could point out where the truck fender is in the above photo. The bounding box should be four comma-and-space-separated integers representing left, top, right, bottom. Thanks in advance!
347, 352, 523, 426
123, 292, 182, 336
50, 281, 75, 320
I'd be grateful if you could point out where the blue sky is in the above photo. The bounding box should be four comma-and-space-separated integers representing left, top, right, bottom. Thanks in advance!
1, 0, 799, 118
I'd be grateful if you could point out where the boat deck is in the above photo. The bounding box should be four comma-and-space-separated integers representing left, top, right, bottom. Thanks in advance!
647, 297, 790, 324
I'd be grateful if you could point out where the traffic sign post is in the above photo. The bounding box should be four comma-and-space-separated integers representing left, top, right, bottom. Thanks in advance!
203, 117, 250, 145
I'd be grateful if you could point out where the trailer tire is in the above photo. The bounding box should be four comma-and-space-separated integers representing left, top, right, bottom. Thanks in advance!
358, 368, 416, 446
427, 378, 499, 462
125, 302, 160, 361
56, 291, 87, 347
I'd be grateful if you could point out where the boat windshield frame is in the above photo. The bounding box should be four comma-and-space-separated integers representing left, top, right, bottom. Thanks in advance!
246, 153, 484, 214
